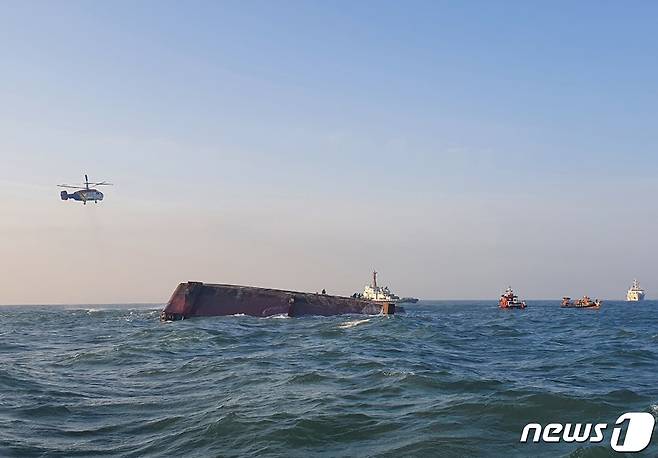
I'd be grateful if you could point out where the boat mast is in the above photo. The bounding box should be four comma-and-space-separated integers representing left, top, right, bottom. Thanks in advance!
372, 270, 378, 288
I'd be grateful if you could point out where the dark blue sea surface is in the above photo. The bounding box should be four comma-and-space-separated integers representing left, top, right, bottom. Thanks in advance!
1, 301, 657, 457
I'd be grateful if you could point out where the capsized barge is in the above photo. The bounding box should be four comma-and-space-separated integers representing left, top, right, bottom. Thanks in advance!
160, 282, 398, 320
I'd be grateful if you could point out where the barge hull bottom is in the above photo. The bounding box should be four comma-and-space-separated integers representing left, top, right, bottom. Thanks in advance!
161, 282, 396, 320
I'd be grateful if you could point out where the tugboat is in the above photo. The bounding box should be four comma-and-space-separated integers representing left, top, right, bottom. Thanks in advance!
356, 271, 400, 302
561, 296, 601, 308
499, 286, 526, 309
352, 271, 417, 306
626, 279, 645, 301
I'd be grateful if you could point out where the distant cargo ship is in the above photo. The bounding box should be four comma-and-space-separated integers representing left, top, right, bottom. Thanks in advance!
626, 279, 645, 301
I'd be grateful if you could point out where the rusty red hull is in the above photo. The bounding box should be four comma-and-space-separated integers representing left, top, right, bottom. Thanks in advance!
161, 282, 397, 320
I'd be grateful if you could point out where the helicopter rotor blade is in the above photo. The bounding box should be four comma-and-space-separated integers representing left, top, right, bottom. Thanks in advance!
89, 181, 113, 186
57, 184, 86, 189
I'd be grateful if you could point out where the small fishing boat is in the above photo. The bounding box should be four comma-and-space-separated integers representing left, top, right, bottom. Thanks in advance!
561, 296, 601, 309
499, 286, 526, 309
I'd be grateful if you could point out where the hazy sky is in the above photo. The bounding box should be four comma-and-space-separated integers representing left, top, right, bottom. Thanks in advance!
1, 1, 657, 304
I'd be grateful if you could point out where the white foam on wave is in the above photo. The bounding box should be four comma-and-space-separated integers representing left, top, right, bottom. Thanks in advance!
267, 314, 290, 319
231, 313, 246, 317
382, 369, 415, 377
338, 318, 371, 329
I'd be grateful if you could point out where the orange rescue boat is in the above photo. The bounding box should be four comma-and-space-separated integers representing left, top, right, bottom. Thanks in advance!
499, 286, 527, 309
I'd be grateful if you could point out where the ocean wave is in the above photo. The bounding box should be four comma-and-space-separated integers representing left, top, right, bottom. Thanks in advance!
338, 318, 371, 328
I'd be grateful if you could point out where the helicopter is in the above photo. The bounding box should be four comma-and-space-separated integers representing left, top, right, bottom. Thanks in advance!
58, 174, 112, 204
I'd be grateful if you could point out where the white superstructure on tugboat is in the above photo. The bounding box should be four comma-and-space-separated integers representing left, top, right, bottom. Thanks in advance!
626, 279, 645, 301
359, 271, 400, 302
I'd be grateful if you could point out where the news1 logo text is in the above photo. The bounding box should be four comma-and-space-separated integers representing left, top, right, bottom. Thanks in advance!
520, 412, 655, 452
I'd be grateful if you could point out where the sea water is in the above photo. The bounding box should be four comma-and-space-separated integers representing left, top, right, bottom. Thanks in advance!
1, 301, 657, 457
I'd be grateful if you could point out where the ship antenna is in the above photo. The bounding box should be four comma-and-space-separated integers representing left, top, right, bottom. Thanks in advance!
373, 270, 378, 288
